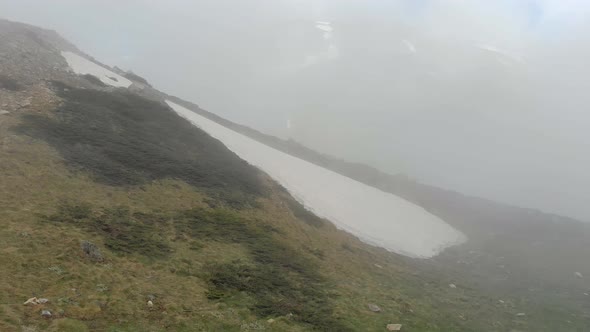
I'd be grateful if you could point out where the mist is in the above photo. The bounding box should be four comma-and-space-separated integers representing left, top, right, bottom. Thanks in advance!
2, 0, 590, 221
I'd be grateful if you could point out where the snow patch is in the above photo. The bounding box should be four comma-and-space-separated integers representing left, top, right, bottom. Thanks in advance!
315, 21, 332, 31
166, 101, 467, 258
316, 24, 333, 33
61, 51, 132, 88
402, 39, 417, 53
476, 44, 525, 63
315, 21, 333, 41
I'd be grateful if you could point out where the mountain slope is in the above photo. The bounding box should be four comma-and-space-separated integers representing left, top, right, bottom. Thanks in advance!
1, 18, 589, 332
168, 82, 590, 315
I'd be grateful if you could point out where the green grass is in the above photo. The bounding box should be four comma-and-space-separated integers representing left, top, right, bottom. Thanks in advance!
1, 79, 588, 331
39, 201, 350, 330
176, 207, 350, 330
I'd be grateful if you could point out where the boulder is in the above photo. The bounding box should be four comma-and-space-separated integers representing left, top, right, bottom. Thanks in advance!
18, 98, 31, 108
387, 323, 402, 331
81, 241, 103, 262
368, 303, 381, 312
23, 297, 38, 305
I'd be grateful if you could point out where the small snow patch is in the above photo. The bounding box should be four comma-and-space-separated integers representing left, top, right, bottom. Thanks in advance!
476, 44, 525, 63
402, 40, 416, 53
61, 51, 132, 88
315, 21, 333, 32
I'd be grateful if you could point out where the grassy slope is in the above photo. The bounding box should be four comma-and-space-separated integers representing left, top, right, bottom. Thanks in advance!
168, 94, 590, 327
0, 81, 588, 332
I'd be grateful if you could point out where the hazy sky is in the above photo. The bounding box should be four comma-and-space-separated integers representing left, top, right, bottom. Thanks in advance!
2, 0, 590, 221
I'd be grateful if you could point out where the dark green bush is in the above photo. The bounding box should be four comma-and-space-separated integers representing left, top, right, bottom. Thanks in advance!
44, 202, 170, 258
18, 82, 265, 207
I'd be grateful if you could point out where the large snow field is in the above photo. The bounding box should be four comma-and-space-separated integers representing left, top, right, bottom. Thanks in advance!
167, 101, 466, 258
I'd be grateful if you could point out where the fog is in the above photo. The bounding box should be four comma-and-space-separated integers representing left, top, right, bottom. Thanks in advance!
2, 0, 590, 221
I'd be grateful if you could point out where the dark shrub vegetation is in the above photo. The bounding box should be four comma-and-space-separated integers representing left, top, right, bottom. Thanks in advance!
123, 71, 152, 87
176, 208, 350, 331
19, 82, 264, 207
42, 202, 347, 329
284, 196, 324, 227
44, 202, 171, 258
0, 75, 22, 91
81, 74, 107, 87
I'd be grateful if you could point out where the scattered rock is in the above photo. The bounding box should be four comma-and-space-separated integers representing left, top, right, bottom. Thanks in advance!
18, 98, 31, 108
267, 318, 275, 324
20, 326, 37, 332
583, 293, 589, 296
387, 323, 402, 331
40, 310, 51, 318
516, 313, 526, 317
23, 297, 38, 305
0, 110, 8, 115
96, 284, 108, 292
368, 303, 382, 312
23, 297, 49, 305
147, 300, 154, 308
575, 272, 583, 279
48, 266, 65, 275
374, 264, 383, 269
81, 240, 103, 262
147, 294, 156, 301
498, 300, 505, 304
449, 284, 457, 289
